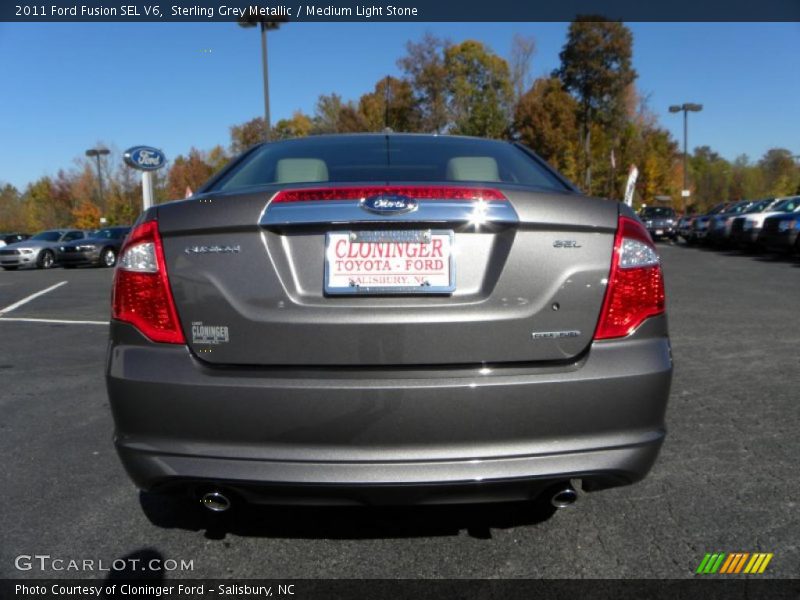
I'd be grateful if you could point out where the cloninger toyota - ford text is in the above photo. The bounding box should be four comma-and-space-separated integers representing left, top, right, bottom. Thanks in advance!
106, 134, 672, 513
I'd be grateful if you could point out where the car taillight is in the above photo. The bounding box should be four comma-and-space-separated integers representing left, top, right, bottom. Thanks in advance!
594, 216, 665, 340
271, 186, 506, 203
111, 219, 185, 344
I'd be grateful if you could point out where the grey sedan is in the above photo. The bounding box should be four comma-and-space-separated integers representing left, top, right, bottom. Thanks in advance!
107, 134, 672, 513
0, 229, 86, 270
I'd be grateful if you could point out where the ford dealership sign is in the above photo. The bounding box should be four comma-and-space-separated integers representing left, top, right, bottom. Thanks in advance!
123, 146, 166, 171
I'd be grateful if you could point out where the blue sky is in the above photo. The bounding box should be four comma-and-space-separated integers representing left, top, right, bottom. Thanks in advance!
0, 22, 798, 190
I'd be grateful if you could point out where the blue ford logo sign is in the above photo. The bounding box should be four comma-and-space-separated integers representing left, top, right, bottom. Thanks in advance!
123, 146, 166, 171
360, 194, 418, 215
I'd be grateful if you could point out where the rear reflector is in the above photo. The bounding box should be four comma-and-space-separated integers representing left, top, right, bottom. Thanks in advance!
271, 186, 507, 203
594, 216, 666, 340
112, 220, 185, 344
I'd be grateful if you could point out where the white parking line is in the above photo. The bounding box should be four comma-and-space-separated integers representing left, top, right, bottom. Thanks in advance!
0, 281, 68, 315
0, 317, 108, 325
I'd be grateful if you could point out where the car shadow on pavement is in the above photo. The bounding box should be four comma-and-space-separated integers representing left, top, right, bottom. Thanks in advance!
100, 548, 166, 596
139, 491, 558, 541
753, 253, 796, 263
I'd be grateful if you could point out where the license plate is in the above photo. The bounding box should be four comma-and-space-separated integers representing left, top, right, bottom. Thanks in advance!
325, 230, 455, 295
655, 229, 663, 235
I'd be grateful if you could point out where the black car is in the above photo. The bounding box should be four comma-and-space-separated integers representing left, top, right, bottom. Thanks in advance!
759, 209, 800, 255
57, 226, 131, 268
706, 200, 754, 246
639, 206, 678, 240
0, 232, 30, 246
689, 202, 734, 244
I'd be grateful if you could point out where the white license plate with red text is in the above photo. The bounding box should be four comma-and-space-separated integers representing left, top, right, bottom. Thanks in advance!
325, 230, 455, 295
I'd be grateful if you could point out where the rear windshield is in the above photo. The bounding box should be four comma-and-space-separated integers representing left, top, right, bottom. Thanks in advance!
209, 136, 570, 193
93, 228, 130, 240
641, 207, 675, 218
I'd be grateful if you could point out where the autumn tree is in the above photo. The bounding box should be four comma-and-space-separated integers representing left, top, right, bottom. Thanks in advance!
204, 145, 230, 173
514, 77, 580, 181
0, 183, 26, 231
166, 148, 214, 200
311, 93, 367, 133
105, 162, 141, 225
555, 17, 637, 193
71, 199, 102, 229
689, 146, 732, 207
509, 34, 536, 106
272, 111, 313, 140
230, 117, 267, 154
397, 33, 450, 133
68, 164, 100, 215
311, 93, 343, 133
636, 127, 679, 205
758, 148, 800, 196
728, 155, 765, 201
444, 40, 513, 138
358, 76, 420, 132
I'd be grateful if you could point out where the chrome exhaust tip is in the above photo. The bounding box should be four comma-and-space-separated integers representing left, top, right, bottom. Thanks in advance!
550, 485, 578, 509
200, 491, 231, 513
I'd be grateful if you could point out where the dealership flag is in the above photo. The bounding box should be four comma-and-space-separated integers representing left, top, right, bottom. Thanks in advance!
623, 165, 639, 207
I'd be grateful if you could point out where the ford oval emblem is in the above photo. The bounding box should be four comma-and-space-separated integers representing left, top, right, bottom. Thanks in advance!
360, 194, 418, 215
123, 146, 166, 171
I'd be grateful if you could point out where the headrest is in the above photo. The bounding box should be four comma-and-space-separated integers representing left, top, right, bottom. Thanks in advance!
446, 156, 500, 182
275, 158, 329, 184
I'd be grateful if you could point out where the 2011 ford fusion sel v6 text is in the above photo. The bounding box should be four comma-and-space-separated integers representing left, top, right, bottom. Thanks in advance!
106, 134, 672, 512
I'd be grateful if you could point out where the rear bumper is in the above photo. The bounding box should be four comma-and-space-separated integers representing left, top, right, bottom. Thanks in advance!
107, 318, 672, 504
646, 227, 675, 239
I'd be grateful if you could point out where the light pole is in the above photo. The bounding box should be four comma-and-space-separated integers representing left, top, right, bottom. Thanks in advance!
85, 147, 110, 206
238, 16, 286, 142
669, 103, 703, 212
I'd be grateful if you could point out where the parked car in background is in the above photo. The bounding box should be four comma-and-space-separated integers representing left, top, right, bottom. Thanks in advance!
0, 233, 30, 247
706, 200, 754, 246
0, 229, 86, 270
677, 214, 696, 243
107, 134, 672, 512
689, 202, 735, 244
759, 207, 800, 255
639, 206, 678, 241
731, 196, 800, 250
57, 226, 131, 268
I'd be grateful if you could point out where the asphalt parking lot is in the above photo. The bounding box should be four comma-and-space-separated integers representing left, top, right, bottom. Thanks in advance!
1, 245, 798, 580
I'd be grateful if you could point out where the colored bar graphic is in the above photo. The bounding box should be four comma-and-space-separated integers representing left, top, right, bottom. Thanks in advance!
734, 553, 750, 573
698, 552, 773, 575
719, 554, 736, 574
758, 554, 773, 573
696, 554, 712, 574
